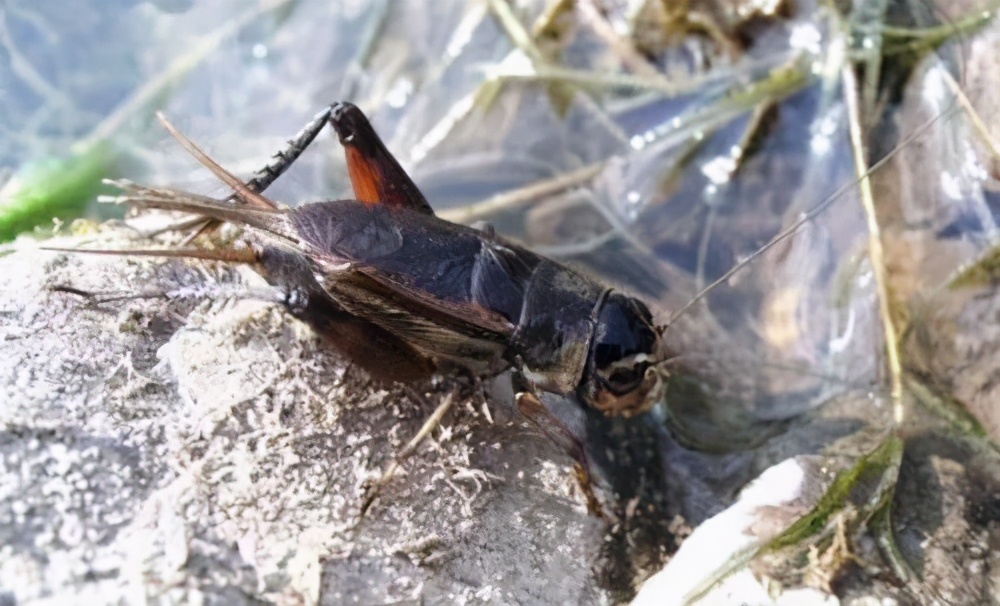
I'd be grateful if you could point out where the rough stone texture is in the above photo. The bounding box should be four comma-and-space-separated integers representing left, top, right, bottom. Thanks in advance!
0, 231, 604, 605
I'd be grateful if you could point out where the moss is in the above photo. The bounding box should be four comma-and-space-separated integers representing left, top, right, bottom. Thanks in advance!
764, 433, 903, 553
0, 143, 113, 242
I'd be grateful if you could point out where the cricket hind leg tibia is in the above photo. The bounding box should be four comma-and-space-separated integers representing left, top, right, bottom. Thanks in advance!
242, 106, 336, 195
157, 106, 336, 242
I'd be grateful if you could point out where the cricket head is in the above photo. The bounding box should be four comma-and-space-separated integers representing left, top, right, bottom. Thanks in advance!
577, 293, 664, 417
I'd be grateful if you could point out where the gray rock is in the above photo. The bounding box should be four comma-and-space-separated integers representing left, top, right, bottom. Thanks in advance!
0, 231, 604, 605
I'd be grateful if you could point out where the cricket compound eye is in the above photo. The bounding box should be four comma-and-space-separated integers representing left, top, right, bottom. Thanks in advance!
579, 293, 662, 416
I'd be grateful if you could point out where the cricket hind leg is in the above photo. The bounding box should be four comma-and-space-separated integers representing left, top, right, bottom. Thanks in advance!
238, 100, 430, 212
243, 106, 335, 195
159, 100, 434, 244
177, 106, 336, 241
327, 101, 434, 214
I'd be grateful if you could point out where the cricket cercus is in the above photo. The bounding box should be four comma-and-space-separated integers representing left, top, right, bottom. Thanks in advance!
60, 102, 670, 424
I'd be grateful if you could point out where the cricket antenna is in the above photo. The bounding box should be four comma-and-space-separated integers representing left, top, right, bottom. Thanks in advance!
662, 101, 958, 329
666, 0, 973, 329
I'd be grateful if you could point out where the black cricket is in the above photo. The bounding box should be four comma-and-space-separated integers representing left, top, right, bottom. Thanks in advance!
66, 103, 667, 419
